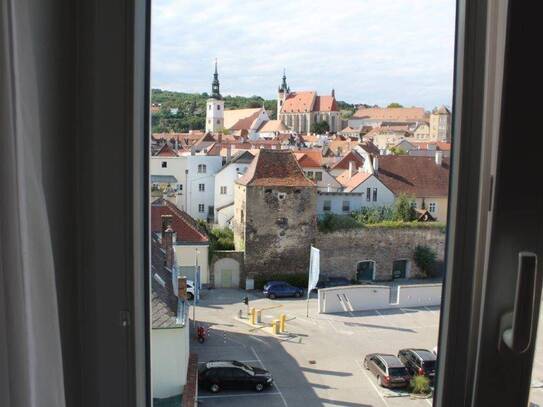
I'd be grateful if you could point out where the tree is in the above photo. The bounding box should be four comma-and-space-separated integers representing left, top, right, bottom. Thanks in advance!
311, 120, 330, 134
413, 245, 437, 278
393, 194, 416, 221
389, 146, 407, 155
387, 102, 403, 108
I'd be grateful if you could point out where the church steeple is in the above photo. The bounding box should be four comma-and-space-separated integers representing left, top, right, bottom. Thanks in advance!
211, 59, 222, 100
278, 68, 290, 93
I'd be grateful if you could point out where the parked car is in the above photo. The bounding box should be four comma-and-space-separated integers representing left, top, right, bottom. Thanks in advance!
363, 354, 410, 388
315, 276, 352, 290
432, 346, 438, 357
198, 360, 273, 393
263, 281, 304, 299
397, 348, 437, 383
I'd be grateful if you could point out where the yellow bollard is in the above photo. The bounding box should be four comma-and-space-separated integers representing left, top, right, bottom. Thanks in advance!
272, 319, 280, 335
279, 313, 286, 333
256, 310, 262, 324
250, 308, 256, 325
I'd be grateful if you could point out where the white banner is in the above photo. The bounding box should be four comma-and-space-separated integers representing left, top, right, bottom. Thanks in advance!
307, 246, 320, 296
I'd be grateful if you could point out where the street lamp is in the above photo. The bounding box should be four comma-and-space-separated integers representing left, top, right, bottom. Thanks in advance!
193, 248, 199, 330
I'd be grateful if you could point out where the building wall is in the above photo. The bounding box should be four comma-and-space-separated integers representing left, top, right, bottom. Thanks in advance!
214, 162, 251, 222
185, 155, 223, 221
315, 227, 446, 280
350, 175, 396, 207
206, 98, 224, 133
174, 244, 209, 284
151, 325, 190, 399
234, 184, 317, 277
429, 113, 451, 142
414, 124, 430, 140
302, 167, 342, 192
413, 196, 448, 222
317, 193, 365, 215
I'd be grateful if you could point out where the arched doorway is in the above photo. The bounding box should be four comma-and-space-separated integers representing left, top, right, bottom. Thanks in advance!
214, 258, 241, 288
356, 260, 375, 281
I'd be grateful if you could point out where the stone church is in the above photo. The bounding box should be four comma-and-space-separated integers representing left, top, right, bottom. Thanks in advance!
277, 71, 340, 134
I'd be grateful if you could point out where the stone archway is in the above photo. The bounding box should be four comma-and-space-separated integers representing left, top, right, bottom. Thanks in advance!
213, 258, 240, 288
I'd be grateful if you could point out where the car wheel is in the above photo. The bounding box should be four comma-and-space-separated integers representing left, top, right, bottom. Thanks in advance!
210, 383, 220, 393
187, 292, 194, 301
269, 293, 276, 299
255, 383, 264, 392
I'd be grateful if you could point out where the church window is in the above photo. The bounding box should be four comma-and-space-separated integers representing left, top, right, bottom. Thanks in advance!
217, 105, 221, 110
216, 119, 220, 124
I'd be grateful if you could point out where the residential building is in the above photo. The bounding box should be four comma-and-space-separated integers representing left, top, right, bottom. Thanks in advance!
233, 149, 317, 278
256, 119, 289, 139
408, 141, 451, 158
294, 150, 342, 192
376, 153, 450, 222
429, 105, 452, 142
223, 107, 270, 139
277, 71, 340, 133
363, 126, 412, 150
413, 122, 431, 140
151, 216, 190, 400
348, 106, 426, 128
151, 198, 210, 284
214, 150, 255, 227
329, 150, 365, 177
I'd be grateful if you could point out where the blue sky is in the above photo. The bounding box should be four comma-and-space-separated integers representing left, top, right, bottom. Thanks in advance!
152, 0, 456, 109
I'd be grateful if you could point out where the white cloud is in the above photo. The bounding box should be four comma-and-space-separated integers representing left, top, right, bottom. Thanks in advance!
151, 0, 456, 109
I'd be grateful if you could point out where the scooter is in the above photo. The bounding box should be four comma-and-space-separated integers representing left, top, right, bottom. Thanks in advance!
196, 326, 206, 344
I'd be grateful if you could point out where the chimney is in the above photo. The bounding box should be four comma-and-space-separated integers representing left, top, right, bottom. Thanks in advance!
435, 150, 443, 166
373, 157, 379, 173
190, 145, 196, 156
348, 161, 355, 179
161, 214, 174, 269
177, 276, 187, 300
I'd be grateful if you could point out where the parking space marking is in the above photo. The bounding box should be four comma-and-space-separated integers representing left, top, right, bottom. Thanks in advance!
251, 346, 288, 407
198, 392, 281, 399
355, 360, 390, 407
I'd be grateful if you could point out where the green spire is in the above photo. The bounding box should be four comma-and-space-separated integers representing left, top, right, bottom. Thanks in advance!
211, 58, 222, 100
279, 68, 290, 93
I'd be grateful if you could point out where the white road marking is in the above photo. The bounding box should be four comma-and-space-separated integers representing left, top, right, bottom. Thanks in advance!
326, 319, 340, 333
355, 360, 390, 407
251, 346, 288, 407
198, 392, 281, 399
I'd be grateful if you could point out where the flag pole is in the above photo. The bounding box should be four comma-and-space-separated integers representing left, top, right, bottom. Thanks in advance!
306, 245, 313, 318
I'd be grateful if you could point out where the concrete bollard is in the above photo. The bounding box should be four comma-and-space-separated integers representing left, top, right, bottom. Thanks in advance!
279, 313, 286, 332
256, 310, 262, 324
238, 309, 243, 319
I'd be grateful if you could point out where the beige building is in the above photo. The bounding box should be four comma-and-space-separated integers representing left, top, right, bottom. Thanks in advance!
276, 71, 340, 133
414, 122, 430, 140
429, 105, 452, 142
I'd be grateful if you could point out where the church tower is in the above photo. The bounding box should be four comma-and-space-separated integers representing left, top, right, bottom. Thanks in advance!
277, 69, 289, 118
205, 59, 225, 133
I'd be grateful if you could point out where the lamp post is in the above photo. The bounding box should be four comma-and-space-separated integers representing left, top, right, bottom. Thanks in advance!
193, 248, 199, 330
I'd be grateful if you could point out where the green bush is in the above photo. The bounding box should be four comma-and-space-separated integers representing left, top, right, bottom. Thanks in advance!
210, 227, 234, 250
254, 273, 309, 290
317, 213, 446, 233
393, 194, 416, 222
410, 375, 431, 394
318, 213, 360, 233
413, 245, 437, 277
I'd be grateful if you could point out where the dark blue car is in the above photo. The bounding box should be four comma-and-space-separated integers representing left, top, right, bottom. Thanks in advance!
263, 281, 304, 299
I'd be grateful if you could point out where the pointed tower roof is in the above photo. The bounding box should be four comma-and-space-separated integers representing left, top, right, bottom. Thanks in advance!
211, 59, 222, 100
278, 68, 290, 93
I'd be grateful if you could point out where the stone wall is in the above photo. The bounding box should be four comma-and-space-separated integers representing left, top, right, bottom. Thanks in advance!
315, 227, 446, 281
241, 185, 317, 279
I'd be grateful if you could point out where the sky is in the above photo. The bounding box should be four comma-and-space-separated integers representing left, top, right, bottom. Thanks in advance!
152, 0, 456, 109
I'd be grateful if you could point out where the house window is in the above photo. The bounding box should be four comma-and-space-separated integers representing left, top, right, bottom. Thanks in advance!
161, 161, 167, 168
315, 172, 322, 181
323, 200, 331, 212
220, 186, 227, 194
178, 185, 183, 191
198, 204, 205, 212
217, 105, 221, 110
198, 183, 205, 192
197, 164, 207, 173
373, 188, 378, 202
307, 171, 314, 179
411, 201, 417, 209
216, 119, 220, 124
366, 187, 371, 201
429, 202, 437, 213
342, 200, 350, 212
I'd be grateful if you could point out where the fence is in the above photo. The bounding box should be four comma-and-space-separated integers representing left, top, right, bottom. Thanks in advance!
317, 283, 442, 313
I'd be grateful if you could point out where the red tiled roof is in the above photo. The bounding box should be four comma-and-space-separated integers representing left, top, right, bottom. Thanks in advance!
336, 170, 374, 192
353, 107, 426, 122
376, 156, 449, 197
330, 150, 364, 170
237, 149, 315, 187
155, 143, 181, 157
294, 150, 323, 168
281, 91, 316, 113
151, 199, 209, 243
313, 95, 338, 112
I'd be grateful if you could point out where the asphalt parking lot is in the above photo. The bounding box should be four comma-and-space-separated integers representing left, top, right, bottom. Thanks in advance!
192, 288, 543, 407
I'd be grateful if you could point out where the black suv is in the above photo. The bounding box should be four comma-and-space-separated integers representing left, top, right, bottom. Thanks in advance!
198, 360, 273, 393
397, 348, 436, 382
363, 353, 410, 388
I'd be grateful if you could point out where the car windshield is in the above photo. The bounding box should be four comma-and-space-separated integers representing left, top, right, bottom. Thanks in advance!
388, 367, 409, 376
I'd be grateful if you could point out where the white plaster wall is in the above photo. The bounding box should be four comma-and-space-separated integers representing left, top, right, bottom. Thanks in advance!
317, 194, 365, 215
174, 244, 209, 284
318, 284, 442, 313
151, 325, 190, 399
186, 155, 223, 220
350, 175, 395, 207
214, 162, 251, 221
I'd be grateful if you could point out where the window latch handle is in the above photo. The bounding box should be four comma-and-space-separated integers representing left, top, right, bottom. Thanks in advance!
499, 252, 539, 353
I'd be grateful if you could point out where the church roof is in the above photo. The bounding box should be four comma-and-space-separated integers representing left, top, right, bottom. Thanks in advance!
236, 149, 315, 187
281, 91, 316, 113
353, 107, 426, 122
313, 95, 338, 112
224, 108, 263, 130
